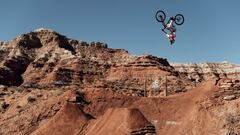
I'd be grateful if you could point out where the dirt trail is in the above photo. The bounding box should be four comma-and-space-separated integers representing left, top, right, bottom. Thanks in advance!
82, 80, 220, 135
155, 80, 219, 135
7, 81, 219, 135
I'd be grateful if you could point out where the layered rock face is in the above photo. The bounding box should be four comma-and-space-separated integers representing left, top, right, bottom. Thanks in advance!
104, 55, 194, 96
171, 62, 240, 82
214, 78, 240, 101
1, 28, 239, 97
172, 62, 240, 101
0, 28, 195, 96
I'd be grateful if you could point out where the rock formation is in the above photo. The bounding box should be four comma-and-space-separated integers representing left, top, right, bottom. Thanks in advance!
172, 62, 240, 82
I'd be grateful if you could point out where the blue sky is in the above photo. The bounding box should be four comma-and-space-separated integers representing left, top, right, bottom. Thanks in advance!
0, 0, 239, 63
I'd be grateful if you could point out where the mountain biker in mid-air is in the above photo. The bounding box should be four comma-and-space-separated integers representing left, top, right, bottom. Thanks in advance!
161, 16, 176, 45
155, 10, 184, 45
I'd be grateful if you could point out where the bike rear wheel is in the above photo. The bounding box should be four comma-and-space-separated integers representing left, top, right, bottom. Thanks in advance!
155, 10, 166, 22
174, 14, 184, 25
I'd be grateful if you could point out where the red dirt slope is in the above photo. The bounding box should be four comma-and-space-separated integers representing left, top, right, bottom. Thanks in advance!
85, 108, 156, 135
32, 102, 93, 135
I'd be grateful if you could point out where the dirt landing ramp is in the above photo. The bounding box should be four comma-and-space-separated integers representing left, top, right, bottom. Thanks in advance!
86, 108, 156, 135
32, 102, 92, 135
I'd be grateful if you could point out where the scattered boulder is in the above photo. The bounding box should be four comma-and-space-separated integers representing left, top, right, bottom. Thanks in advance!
223, 95, 236, 101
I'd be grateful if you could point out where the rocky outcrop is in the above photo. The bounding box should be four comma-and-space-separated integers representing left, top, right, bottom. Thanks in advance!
0, 28, 133, 87
104, 55, 194, 96
171, 62, 240, 82
214, 78, 240, 101
0, 56, 30, 86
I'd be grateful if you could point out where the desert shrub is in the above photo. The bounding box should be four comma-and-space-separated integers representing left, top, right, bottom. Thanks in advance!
27, 96, 36, 103
0, 102, 9, 112
15, 87, 25, 93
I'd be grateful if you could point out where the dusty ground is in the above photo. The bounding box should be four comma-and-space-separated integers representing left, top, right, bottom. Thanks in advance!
1, 76, 240, 135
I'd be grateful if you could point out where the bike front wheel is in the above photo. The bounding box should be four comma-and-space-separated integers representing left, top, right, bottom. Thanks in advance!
174, 14, 184, 25
155, 10, 166, 22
